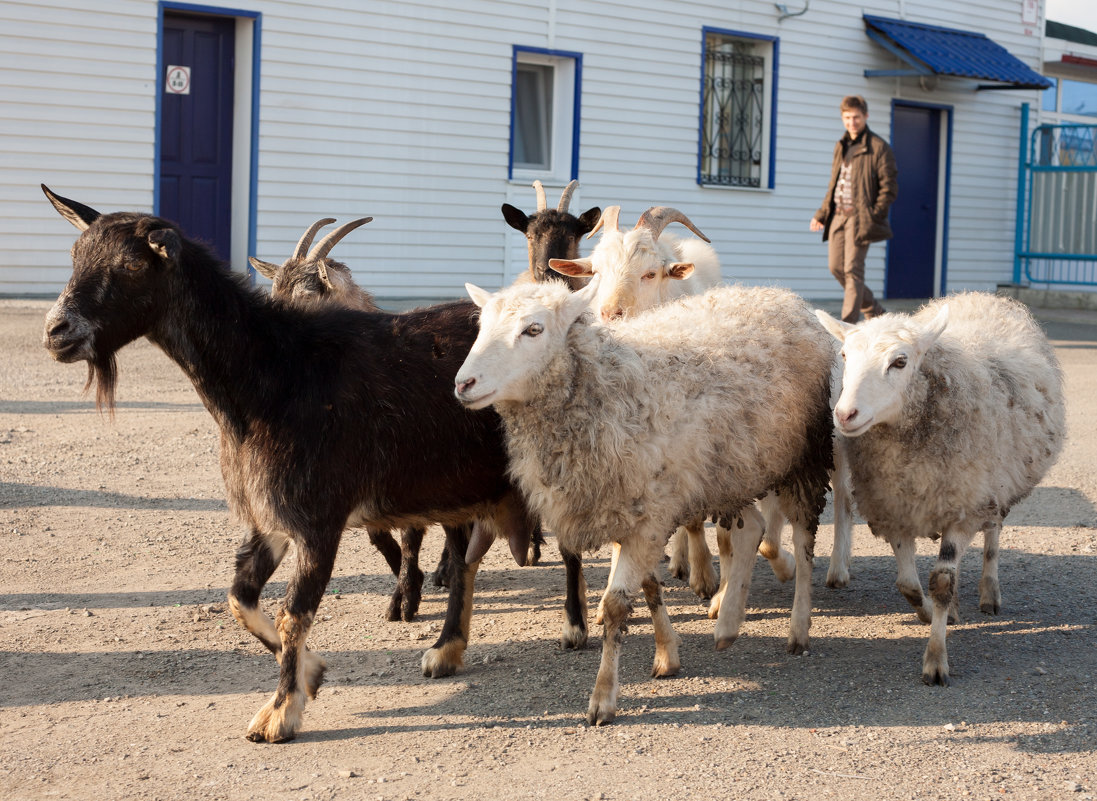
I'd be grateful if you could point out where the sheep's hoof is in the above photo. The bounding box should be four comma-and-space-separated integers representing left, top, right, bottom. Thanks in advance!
786, 637, 809, 656
302, 651, 327, 699
824, 568, 850, 589
561, 622, 588, 650
689, 572, 718, 601
914, 606, 933, 625
714, 635, 738, 652
669, 563, 689, 582
979, 599, 1000, 616
922, 666, 951, 687
707, 593, 723, 620
586, 700, 616, 727
246, 691, 304, 743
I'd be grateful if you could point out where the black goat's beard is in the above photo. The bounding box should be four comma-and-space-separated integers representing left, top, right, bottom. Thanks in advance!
85, 353, 118, 416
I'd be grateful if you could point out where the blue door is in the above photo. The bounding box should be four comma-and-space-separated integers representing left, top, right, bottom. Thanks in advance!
886, 104, 940, 298
159, 13, 235, 262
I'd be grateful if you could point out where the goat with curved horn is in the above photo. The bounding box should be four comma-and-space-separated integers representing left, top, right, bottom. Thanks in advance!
634, 207, 711, 243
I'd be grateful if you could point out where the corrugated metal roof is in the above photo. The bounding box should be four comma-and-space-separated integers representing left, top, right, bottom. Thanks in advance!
863, 14, 1052, 89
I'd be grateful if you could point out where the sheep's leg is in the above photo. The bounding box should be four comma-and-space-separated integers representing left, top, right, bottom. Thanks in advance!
923, 527, 976, 686
367, 527, 402, 577
979, 522, 1002, 615
588, 537, 658, 726
641, 571, 680, 678
712, 506, 765, 649
422, 524, 478, 678
594, 541, 621, 626
756, 495, 794, 582
668, 527, 690, 582
560, 546, 588, 649
682, 518, 717, 599
227, 528, 291, 656
388, 526, 426, 623
246, 533, 340, 743
892, 539, 933, 624
786, 520, 816, 655
825, 451, 854, 589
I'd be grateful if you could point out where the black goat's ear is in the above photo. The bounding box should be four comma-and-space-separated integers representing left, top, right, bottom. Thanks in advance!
501, 203, 530, 233
249, 257, 279, 279
42, 184, 100, 231
577, 206, 601, 235
147, 228, 182, 263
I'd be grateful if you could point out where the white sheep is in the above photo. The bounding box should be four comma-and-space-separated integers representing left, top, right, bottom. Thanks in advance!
816, 292, 1065, 685
454, 279, 834, 724
550, 205, 724, 598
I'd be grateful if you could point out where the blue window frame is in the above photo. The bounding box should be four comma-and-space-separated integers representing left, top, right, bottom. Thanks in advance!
509, 46, 583, 182
698, 27, 779, 189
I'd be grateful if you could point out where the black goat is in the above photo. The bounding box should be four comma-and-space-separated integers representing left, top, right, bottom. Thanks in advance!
502, 180, 600, 290
41, 185, 535, 743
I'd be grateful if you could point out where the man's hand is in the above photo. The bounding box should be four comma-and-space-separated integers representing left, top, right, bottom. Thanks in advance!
809, 217, 824, 232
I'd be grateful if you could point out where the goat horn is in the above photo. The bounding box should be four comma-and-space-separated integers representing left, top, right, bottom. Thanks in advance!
308, 217, 373, 262
532, 180, 547, 212
586, 205, 621, 239
634, 207, 711, 243
557, 180, 579, 212
293, 218, 337, 260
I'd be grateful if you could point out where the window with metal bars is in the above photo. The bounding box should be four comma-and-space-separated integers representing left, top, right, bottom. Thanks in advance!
699, 30, 775, 188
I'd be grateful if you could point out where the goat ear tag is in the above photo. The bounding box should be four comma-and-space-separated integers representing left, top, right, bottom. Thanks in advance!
147, 228, 182, 263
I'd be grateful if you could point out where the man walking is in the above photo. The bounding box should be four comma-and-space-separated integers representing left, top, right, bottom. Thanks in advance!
810, 95, 897, 323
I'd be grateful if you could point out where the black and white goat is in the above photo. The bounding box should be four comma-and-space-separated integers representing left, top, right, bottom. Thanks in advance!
41, 185, 535, 743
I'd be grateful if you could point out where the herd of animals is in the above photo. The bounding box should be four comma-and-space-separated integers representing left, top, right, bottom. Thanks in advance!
39, 181, 1066, 743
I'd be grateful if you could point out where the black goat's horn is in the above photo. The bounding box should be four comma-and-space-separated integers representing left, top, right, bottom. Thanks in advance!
533, 180, 547, 212
293, 218, 336, 260
557, 180, 579, 212
308, 217, 373, 262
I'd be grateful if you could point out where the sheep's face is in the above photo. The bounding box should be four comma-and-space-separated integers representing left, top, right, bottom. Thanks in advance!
816, 307, 949, 437
455, 279, 599, 409
549, 230, 695, 322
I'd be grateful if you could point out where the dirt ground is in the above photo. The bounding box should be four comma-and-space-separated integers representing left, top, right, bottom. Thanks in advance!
2, 295, 1096, 801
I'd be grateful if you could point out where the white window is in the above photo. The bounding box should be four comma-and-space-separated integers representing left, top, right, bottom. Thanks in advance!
511, 48, 580, 183
699, 29, 777, 189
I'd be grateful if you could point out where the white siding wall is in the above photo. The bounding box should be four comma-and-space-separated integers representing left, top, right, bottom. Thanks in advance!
0, 0, 1048, 299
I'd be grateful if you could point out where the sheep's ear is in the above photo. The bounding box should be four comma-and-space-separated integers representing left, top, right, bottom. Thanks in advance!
917, 304, 949, 353
249, 257, 279, 279
501, 204, 529, 233
815, 309, 855, 341
147, 228, 181, 263
549, 257, 595, 278
666, 262, 695, 280
42, 184, 99, 231
465, 282, 493, 308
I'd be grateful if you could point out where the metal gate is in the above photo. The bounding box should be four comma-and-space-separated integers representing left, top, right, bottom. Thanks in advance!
1014, 103, 1097, 287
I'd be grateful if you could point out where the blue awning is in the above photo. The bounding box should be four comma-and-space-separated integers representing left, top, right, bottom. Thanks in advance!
863, 15, 1053, 90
